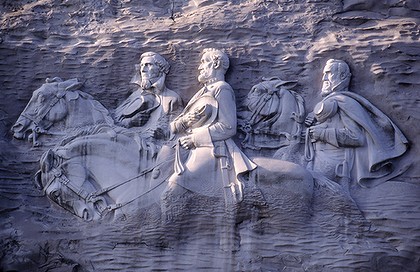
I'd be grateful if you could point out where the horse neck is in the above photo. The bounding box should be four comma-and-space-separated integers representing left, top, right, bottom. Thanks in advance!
64, 94, 111, 131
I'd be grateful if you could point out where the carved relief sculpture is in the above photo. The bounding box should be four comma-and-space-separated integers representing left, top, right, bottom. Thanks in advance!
163, 48, 257, 206
114, 52, 183, 140
304, 59, 409, 188
2, 0, 418, 270
239, 78, 305, 152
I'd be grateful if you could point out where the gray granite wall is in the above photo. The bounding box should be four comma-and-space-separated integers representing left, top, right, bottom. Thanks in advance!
1, 0, 419, 271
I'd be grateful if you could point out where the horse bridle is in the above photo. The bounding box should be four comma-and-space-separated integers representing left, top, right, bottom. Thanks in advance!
21, 89, 63, 146
42, 158, 170, 218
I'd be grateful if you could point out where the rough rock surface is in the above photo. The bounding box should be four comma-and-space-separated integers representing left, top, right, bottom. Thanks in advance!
1, 0, 419, 271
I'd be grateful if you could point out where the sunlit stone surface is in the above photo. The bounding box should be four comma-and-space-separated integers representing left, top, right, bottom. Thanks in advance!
1, 1, 419, 271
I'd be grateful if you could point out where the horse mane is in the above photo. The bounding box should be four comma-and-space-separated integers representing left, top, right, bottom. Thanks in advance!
44, 78, 116, 136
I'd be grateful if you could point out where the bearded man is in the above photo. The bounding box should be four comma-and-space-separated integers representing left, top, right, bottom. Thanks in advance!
114, 52, 182, 140
163, 48, 256, 205
305, 59, 408, 187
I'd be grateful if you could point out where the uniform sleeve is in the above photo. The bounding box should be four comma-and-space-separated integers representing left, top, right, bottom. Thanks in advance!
318, 110, 365, 148
335, 111, 365, 147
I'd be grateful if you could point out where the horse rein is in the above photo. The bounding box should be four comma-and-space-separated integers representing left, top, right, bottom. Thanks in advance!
43, 157, 172, 217
21, 90, 63, 146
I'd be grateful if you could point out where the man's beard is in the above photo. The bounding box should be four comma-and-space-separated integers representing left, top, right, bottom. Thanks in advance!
322, 79, 349, 96
321, 81, 333, 96
198, 70, 211, 83
141, 76, 158, 89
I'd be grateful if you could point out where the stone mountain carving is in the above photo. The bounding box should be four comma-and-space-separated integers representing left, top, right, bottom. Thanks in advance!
114, 51, 183, 141
10, 49, 320, 223
304, 59, 409, 189
2, 0, 419, 270
239, 77, 305, 152
11, 52, 410, 226
11, 77, 114, 147
7, 45, 415, 271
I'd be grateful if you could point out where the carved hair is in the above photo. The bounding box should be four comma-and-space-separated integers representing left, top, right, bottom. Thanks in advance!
326, 59, 351, 80
202, 48, 230, 72
326, 59, 351, 91
140, 52, 171, 75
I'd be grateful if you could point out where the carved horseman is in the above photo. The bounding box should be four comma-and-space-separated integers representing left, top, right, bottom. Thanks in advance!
305, 59, 409, 188
163, 48, 257, 205
114, 52, 183, 141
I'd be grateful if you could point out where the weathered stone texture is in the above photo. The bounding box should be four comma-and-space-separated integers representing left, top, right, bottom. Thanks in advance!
0, 0, 419, 271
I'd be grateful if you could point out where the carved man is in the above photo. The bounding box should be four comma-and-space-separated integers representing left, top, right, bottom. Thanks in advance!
165, 48, 256, 204
305, 59, 408, 187
114, 52, 182, 140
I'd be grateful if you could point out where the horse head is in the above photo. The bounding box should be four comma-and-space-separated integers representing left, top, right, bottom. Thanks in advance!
11, 77, 83, 146
36, 149, 102, 221
248, 77, 297, 100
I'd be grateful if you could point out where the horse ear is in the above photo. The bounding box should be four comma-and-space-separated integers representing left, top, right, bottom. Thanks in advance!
58, 78, 82, 91
65, 81, 83, 92
56, 79, 83, 98
46, 77, 63, 83
34, 170, 44, 190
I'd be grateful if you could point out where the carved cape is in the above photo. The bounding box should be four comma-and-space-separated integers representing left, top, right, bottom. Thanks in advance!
317, 91, 409, 187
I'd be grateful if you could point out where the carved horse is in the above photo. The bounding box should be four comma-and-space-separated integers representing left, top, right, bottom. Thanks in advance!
36, 137, 315, 221
12, 77, 163, 220
12, 77, 114, 147
238, 78, 306, 164
239, 78, 305, 149
13, 77, 316, 222
36, 129, 165, 220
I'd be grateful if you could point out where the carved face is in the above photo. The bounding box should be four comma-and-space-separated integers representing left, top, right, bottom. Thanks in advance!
321, 60, 350, 96
198, 52, 216, 84
321, 62, 340, 96
140, 56, 161, 89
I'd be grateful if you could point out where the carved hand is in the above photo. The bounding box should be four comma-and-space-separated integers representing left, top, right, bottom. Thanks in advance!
304, 112, 316, 127
182, 111, 201, 127
308, 124, 327, 141
144, 127, 165, 139
179, 135, 195, 150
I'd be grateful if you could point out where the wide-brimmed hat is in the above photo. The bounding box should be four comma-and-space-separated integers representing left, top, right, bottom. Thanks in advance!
183, 94, 218, 129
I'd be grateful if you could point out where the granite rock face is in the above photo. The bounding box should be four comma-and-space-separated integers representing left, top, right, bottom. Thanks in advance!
1, 0, 419, 271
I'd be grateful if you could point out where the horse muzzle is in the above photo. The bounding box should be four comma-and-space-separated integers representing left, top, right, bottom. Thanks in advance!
11, 116, 32, 139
